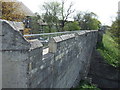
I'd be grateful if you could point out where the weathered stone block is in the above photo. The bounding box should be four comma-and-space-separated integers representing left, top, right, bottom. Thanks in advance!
52, 36, 62, 42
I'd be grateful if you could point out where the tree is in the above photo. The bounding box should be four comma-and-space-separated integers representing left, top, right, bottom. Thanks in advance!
73, 11, 83, 25
74, 12, 101, 30
41, 0, 75, 32
64, 21, 80, 31
110, 18, 120, 45
1, 2, 25, 21
29, 15, 41, 34
60, 0, 75, 31
42, 1, 61, 32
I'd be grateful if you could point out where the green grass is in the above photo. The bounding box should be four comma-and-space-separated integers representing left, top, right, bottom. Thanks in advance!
73, 80, 101, 90
97, 31, 119, 67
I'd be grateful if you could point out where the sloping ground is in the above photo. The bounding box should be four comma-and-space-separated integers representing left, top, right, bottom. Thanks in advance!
88, 49, 120, 88
98, 31, 119, 67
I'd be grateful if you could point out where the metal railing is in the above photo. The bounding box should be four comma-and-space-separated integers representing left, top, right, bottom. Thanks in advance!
24, 30, 81, 48
24, 30, 81, 37
23, 30, 98, 47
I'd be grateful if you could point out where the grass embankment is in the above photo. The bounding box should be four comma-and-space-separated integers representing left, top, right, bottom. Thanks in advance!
76, 80, 100, 90
97, 31, 119, 67
75, 31, 119, 89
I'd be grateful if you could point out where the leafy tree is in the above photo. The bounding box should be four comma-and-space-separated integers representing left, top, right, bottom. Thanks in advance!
1, 2, 25, 21
42, 0, 75, 32
43, 13, 55, 32
60, 0, 75, 31
42, 1, 61, 32
73, 11, 83, 25
74, 12, 101, 30
30, 14, 41, 34
64, 21, 80, 31
110, 18, 120, 45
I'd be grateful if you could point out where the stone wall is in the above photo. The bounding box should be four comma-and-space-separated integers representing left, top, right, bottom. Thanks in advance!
0, 18, 2, 90
1, 19, 98, 88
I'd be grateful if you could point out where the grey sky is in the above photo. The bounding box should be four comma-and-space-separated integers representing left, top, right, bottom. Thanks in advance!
19, 0, 120, 25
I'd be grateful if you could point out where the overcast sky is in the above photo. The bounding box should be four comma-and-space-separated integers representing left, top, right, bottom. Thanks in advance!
19, 0, 120, 26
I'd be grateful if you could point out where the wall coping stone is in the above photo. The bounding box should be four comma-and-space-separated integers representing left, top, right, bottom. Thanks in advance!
28, 39, 43, 50
68, 34, 75, 38
60, 34, 70, 40
52, 36, 62, 43
0, 19, 20, 31
76, 31, 86, 36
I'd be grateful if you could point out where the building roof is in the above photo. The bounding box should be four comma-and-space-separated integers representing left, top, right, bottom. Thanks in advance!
0, 0, 35, 16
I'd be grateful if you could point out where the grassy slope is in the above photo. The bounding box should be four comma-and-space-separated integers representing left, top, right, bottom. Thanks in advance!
74, 30, 119, 89
97, 31, 119, 67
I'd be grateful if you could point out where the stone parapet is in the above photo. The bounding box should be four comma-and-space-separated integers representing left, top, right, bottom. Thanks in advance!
1, 19, 98, 88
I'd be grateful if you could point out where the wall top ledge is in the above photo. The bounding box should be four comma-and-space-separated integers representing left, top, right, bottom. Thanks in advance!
28, 39, 43, 50
0, 19, 19, 31
60, 34, 70, 40
76, 31, 86, 36
51, 34, 75, 43
52, 36, 62, 43
76, 30, 98, 36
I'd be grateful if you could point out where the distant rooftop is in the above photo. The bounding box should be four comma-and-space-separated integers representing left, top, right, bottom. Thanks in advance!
0, 0, 35, 16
